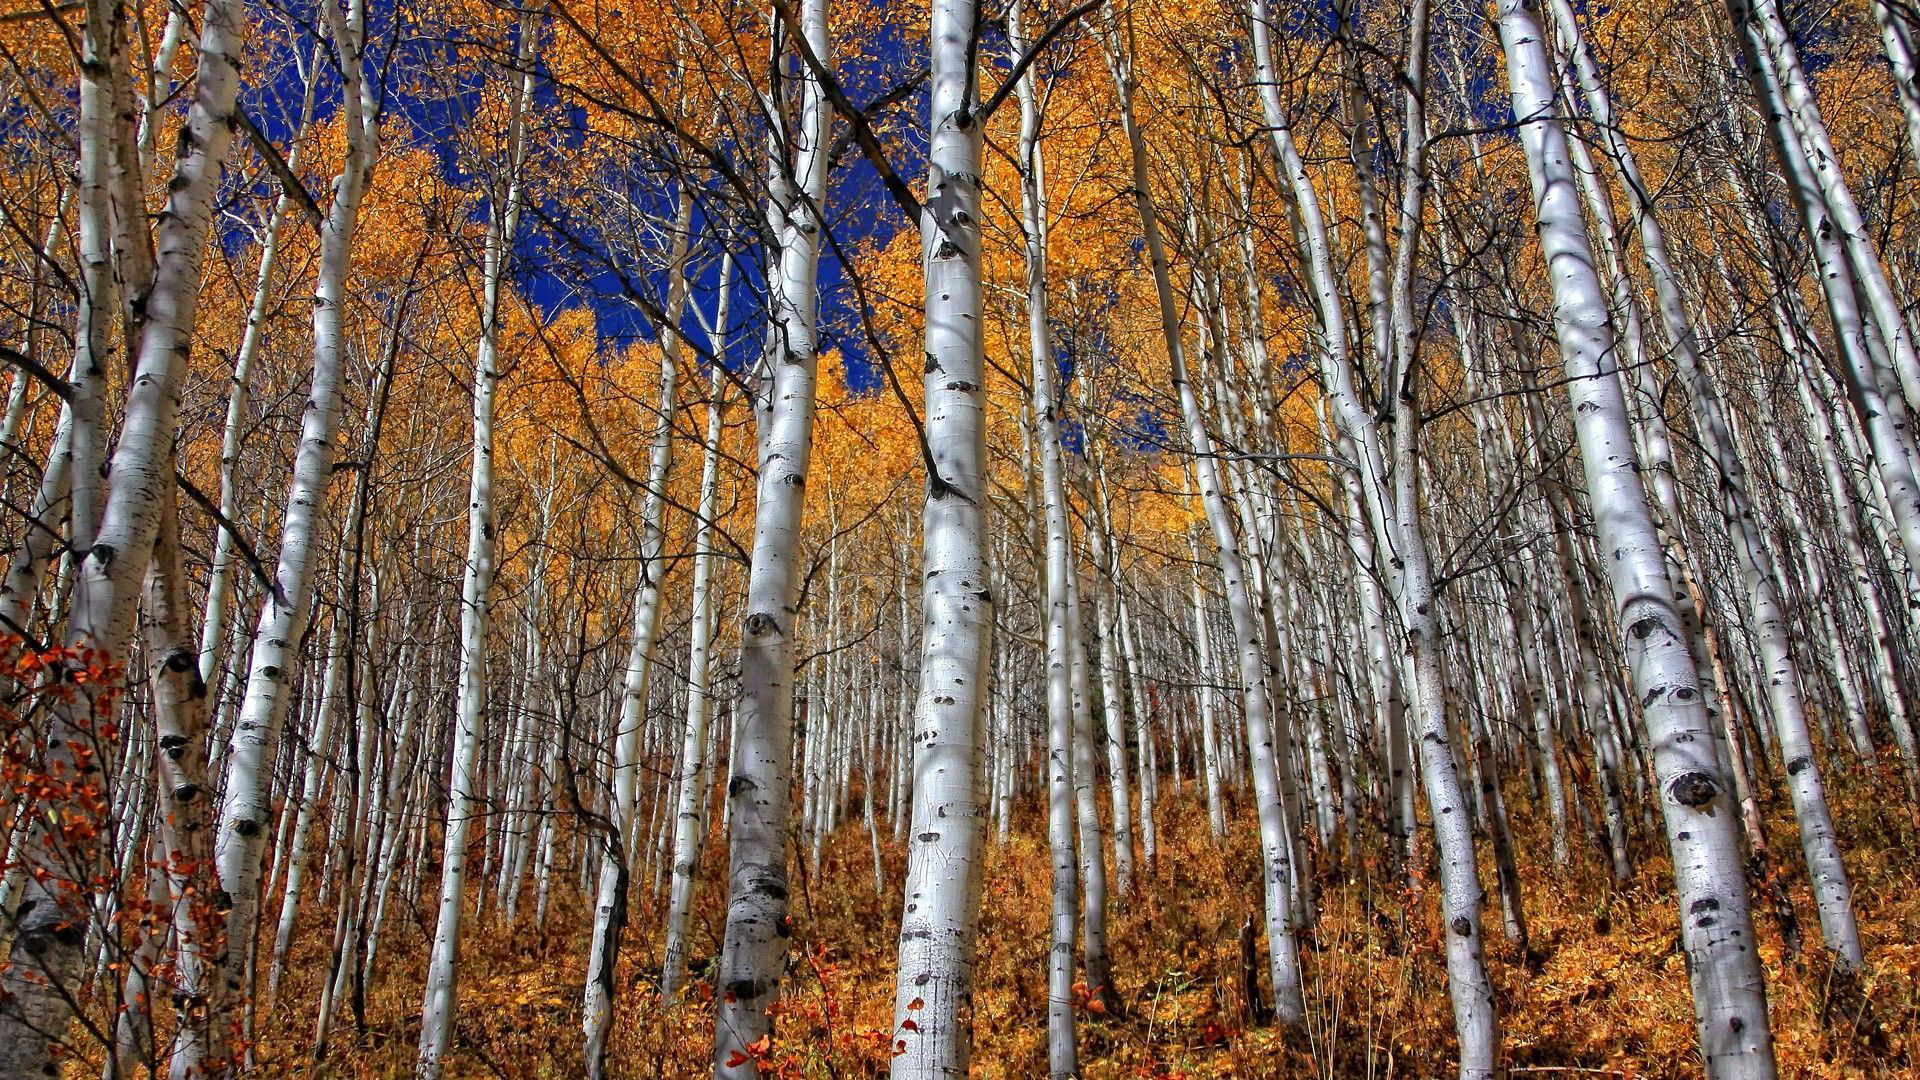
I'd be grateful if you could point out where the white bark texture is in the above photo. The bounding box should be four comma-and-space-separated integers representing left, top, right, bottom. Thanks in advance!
0, 0, 249, 1068
714, 1, 830, 1069
1497, 2, 1777, 1074
890, 0, 993, 1072
417, 18, 536, 1074
214, 0, 376, 1045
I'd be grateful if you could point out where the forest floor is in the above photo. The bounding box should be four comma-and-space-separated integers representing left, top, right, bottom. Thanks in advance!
253, 760, 1920, 1078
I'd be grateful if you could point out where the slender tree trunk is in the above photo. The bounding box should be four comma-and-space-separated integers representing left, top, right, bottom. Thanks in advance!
1108, 5, 1304, 1025
890, 0, 993, 1070
662, 262, 734, 1001
416, 17, 536, 1074
714, 3, 830, 1068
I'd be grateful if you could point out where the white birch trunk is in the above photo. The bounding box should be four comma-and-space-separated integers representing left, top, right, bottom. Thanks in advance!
1012, 35, 1081, 1057
213, 0, 376, 1042
1109, 5, 1303, 1024
1496, 2, 1777, 1072
713, 2, 830, 1065
662, 260, 734, 1001
198, 50, 321, 682
0, 0, 249, 1066
890, 0, 993, 1069
583, 187, 692, 1079
417, 16, 536, 1073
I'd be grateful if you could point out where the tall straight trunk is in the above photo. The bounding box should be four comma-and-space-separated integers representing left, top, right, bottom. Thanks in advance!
1066, 558, 1115, 1005
1108, 6, 1303, 1026
662, 260, 734, 1001
1742, 0, 1920, 411
1496, 2, 1777, 1074
1728, 2, 1920, 602
215, 0, 377, 1044
1005, 12, 1078, 1073
713, 1, 830, 1068
1872, 0, 1920, 181
1251, 0, 1496, 1047
138, 482, 218, 1077
199, 47, 321, 683
890, 0, 993, 1070
0, 0, 249, 1067
66, 0, 122, 564
1550, 0, 1860, 962
1114, 588, 1156, 870
1379, 7, 1501, 1064
1086, 544, 1134, 897
583, 192, 690, 1079
265, 617, 348, 1005
1190, 559, 1228, 841
416, 17, 536, 1074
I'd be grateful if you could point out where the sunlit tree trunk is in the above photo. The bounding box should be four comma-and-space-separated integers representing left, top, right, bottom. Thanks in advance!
416, 16, 537, 1074
1550, 0, 1862, 967
215, 0, 377, 1050
714, 2, 831, 1069
890, 0, 993, 1070
1111, 4, 1304, 1027
198, 46, 321, 683
1012, 32, 1082, 1059
1496, 3, 1777, 1074
1189, 554, 1228, 842
662, 259, 734, 1001
582, 186, 692, 1079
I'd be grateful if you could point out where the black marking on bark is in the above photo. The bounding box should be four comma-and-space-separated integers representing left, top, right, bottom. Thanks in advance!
1669, 771, 1718, 807
727, 978, 769, 1000
1450, 917, 1472, 937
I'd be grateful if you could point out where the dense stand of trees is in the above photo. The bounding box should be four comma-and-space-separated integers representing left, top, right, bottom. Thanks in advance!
0, 0, 1917, 1075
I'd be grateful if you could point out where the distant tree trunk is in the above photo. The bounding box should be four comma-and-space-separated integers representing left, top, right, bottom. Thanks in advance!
661, 259, 734, 1001
416, 16, 536, 1075
1109, 3, 1304, 1027
582, 187, 692, 1080
1189, 552, 1228, 841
